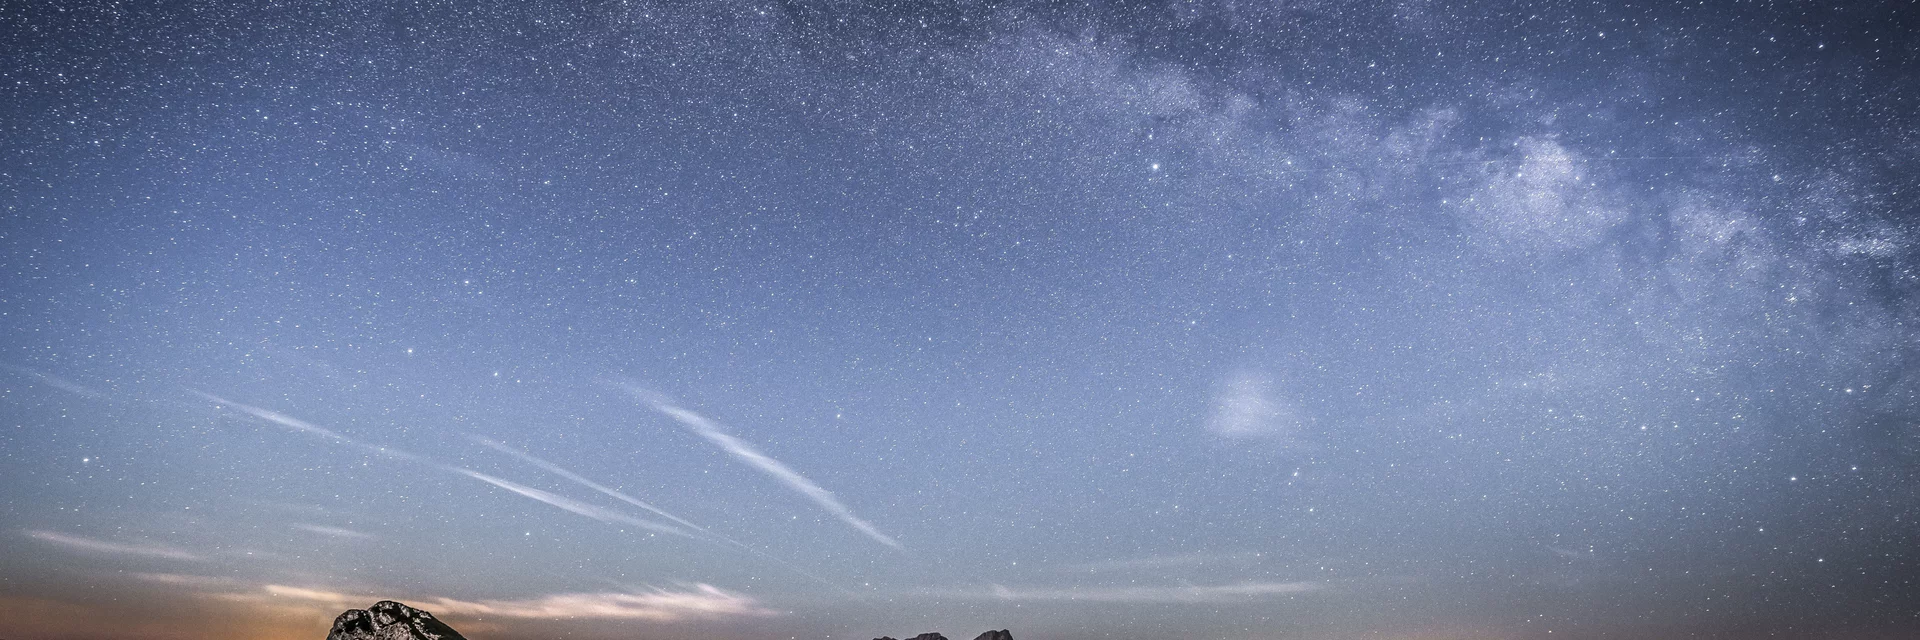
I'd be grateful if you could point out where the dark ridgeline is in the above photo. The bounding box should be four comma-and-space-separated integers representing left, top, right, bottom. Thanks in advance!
875, 631, 1013, 640
326, 601, 467, 640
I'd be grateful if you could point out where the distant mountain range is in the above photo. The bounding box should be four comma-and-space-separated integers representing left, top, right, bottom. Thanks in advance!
323, 600, 1013, 640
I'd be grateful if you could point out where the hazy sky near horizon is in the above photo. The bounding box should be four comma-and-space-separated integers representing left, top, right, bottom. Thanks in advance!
3, 1, 1919, 639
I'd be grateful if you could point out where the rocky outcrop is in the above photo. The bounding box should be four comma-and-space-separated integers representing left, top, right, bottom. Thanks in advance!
327, 601, 467, 640
876, 632, 1011, 640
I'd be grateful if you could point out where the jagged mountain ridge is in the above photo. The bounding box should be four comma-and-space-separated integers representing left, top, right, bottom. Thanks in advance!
326, 601, 467, 640
875, 631, 1013, 640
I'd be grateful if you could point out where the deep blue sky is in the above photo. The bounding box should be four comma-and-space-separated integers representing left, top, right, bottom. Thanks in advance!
3, 1, 1918, 639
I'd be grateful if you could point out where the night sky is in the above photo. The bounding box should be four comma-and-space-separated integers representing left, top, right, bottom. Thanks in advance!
4, 1, 1920, 639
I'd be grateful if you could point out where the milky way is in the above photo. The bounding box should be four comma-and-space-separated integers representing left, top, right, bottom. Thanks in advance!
3, 2, 1918, 639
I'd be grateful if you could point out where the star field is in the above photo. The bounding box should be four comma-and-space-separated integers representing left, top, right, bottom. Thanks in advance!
3, 1, 1919, 639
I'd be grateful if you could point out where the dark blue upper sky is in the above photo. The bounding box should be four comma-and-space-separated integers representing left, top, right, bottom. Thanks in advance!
3, 1, 1918, 639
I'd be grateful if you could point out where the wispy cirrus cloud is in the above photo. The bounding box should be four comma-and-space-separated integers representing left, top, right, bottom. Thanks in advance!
194, 392, 688, 537
129, 572, 250, 588
424, 585, 775, 621
190, 390, 423, 464
959, 581, 1320, 604
2, 364, 106, 398
615, 384, 903, 550
26, 530, 202, 561
471, 435, 864, 597
1062, 551, 1270, 573
470, 436, 705, 533
456, 469, 693, 537
291, 523, 376, 540
231, 582, 775, 621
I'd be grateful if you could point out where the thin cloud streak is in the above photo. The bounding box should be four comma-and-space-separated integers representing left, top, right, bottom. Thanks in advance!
193, 391, 688, 538
26, 530, 202, 561
457, 469, 693, 537
469, 437, 867, 600
130, 572, 250, 588
190, 390, 421, 463
291, 524, 376, 540
190, 390, 350, 442
423, 585, 775, 621
2, 365, 106, 398
230, 582, 775, 621
1064, 551, 1269, 573
968, 581, 1321, 604
476, 434, 867, 599
619, 386, 902, 550
470, 436, 706, 533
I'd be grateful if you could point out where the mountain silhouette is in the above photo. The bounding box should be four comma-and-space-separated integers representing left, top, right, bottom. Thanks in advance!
874, 631, 1013, 640
326, 601, 466, 640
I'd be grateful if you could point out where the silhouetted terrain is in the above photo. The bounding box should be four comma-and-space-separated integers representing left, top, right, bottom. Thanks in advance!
876, 631, 1014, 640
327, 601, 466, 640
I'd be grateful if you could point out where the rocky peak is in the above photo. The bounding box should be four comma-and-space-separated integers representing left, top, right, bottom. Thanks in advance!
876, 631, 1012, 640
327, 601, 467, 640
